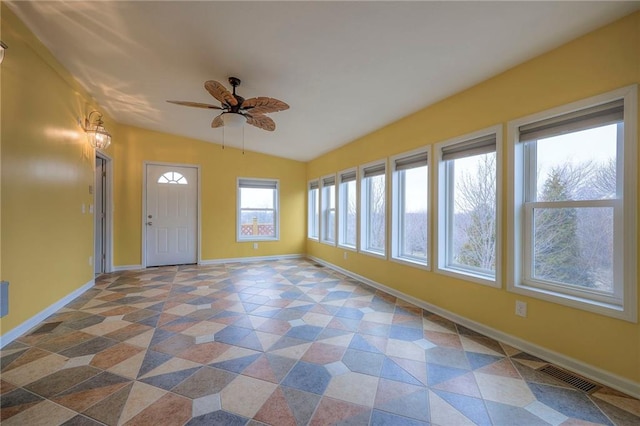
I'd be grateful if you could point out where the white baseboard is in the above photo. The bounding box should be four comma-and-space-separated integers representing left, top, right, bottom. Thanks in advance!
199, 254, 304, 265
308, 256, 640, 399
112, 265, 143, 272
114, 255, 304, 270
0, 278, 95, 349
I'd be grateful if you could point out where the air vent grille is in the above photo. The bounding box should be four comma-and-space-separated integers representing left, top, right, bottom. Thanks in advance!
538, 365, 599, 393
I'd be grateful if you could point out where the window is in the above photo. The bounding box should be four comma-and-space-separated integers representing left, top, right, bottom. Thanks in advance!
508, 86, 637, 321
308, 180, 319, 239
391, 149, 429, 266
437, 128, 500, 286
320, 175, 336, 244
237, 178, 279, 241
338, 169, 357, 249
158, 171, 188, 184
360, 161, 386, 256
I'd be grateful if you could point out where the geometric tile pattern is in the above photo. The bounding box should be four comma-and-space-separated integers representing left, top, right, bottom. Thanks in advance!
1, 259, 639, 425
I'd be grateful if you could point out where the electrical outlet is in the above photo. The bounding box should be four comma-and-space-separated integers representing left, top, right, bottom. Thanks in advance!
343, 252, 348, 260
515, 300, 527, 317
89, 256, 93, 266
253, 243, 258, 250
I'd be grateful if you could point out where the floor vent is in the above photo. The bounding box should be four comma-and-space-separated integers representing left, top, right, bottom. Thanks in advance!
30, 321, 62, 335
313, 263, 325, 268
538, 365, 600, 393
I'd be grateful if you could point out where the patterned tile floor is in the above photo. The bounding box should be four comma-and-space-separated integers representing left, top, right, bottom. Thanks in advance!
1, 259, 639, 425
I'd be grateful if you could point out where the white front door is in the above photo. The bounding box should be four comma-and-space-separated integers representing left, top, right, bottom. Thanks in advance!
145, 164, 198, 266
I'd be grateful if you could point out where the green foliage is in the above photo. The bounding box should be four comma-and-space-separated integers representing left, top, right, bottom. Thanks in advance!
534, 168, 595, 287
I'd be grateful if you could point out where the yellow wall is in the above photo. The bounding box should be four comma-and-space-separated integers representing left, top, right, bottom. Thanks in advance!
1, 0, 638, 391
0, 2, 306, 337
307, 12, 640, 383
0, 4, 104, 334
111, 125, 307, 266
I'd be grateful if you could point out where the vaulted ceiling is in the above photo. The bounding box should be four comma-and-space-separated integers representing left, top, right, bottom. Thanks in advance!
8, 1, 640, 161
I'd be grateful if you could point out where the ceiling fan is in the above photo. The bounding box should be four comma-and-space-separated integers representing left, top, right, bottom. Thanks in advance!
167, 77, 289, 131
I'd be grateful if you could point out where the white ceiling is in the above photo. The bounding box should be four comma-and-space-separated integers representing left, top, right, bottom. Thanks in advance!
7, 1, 640, 162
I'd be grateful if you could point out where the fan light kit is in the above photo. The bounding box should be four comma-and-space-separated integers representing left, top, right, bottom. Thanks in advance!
222, 112, 246, 128
167, 77, 289, 132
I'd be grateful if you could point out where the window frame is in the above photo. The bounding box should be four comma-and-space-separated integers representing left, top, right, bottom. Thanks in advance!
435, 126, 502, 287
338, 168, 358, 251
390, 147, 431, 269
359, 159, 388, 259
507, 85, 637, 321
308, 179, 319, 240
236, 177, 280, 242
320, 174, 337, 245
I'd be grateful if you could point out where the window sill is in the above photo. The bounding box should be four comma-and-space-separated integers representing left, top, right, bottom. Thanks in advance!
360, 249, 386, 260
238, 237, 279, 243
436, 266, 499, 288
509, 282, 634, 322
338, 244, 357, 252
391, 256, 430, 271
320, 240, 337, 247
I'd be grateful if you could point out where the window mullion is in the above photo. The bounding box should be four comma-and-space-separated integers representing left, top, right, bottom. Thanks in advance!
523, 203, 534, 283
445, 161, 455, 267
397, 171, 405, 257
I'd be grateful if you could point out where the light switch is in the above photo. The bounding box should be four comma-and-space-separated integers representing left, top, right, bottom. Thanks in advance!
82, 203, 86, 214
89, 204, 94, 214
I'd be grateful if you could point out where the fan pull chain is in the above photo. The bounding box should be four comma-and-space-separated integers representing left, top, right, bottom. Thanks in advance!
242, 125, 245, 155
222, 126, 225, 150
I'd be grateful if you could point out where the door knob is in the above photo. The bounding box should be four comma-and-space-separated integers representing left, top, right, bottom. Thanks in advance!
146, 221, 153, 226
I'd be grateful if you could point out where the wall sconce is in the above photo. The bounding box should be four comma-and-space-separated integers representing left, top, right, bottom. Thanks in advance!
84, 111, 112, 150
0, 41, 7, 64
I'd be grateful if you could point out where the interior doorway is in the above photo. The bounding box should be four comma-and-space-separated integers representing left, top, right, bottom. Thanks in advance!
94, 154, 112, 275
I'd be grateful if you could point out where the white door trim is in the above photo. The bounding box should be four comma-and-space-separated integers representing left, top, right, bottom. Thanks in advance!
142, 161, 201, 268
96, 151, 113, 273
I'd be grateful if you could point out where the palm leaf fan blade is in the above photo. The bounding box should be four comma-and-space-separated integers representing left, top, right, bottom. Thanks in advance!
211, 115, 224, 128
204, 80, 238, 106
242, 97, 289, 113
246, 115, 276, 131
167, 100, 222, 109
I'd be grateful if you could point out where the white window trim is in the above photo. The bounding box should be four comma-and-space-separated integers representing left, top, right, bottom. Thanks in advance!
359, 159, 388, 259
434, 125, 502, 288
390, 147, 431, 270
236, 177, 280, 242
506, 85, 637, 322
308, 179, 319, 241
337, 167, 359, 251
320, 173, 337, 246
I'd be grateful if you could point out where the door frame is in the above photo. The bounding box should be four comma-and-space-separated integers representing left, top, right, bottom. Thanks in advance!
95, 151, 113, 273
142, 161, 201, 268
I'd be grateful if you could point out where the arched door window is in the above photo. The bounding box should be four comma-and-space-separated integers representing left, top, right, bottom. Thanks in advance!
158, 171, 188, 185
